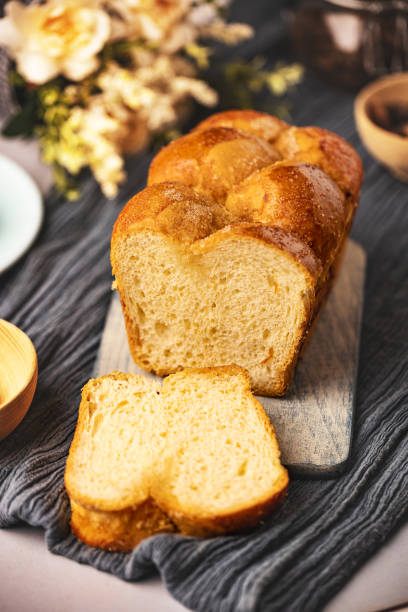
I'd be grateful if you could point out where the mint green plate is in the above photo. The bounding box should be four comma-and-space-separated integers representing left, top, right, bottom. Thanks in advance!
0, 154, 43, 274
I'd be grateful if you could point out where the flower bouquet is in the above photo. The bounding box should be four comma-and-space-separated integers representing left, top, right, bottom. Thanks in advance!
0, 0, 302, 199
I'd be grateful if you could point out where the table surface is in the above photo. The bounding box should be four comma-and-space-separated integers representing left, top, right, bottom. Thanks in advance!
1, 136, 407, 612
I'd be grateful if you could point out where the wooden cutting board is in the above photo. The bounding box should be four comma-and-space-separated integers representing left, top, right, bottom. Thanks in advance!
95, 239, 366, 477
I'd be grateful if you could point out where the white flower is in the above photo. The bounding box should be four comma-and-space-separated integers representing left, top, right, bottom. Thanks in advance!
161, 22, 196, 53
171, 76, 218, 107
188, 4, 218, 27
0, 0, 110, 84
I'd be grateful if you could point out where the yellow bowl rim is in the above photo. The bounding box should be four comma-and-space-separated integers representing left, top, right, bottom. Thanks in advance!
0, 319, 38, 412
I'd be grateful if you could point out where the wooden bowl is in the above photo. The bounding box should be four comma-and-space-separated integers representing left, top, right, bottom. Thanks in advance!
354, 73, 408, 182
0, 319, 38, 440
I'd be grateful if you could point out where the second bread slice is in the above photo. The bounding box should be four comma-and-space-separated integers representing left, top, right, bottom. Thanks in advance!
65, 366, 289, 552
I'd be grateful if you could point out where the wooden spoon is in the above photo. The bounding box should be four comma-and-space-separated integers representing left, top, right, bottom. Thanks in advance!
0, 319, 38, 440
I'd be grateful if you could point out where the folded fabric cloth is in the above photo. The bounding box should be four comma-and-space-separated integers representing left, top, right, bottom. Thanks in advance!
1, 4, 407, 611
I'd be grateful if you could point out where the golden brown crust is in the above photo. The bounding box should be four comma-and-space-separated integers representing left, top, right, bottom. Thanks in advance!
111, 181, 231, 248
147, 126, 281, 202
70, 481, 288, 552
70, 498, 176, 553
276, 126, 363, 200
193, 109, 289, 143
225, 161, 350, 271
170, 481, 288, 537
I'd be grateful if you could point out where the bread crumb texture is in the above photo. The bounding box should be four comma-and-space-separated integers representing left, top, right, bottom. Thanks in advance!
65, 367, 289, 551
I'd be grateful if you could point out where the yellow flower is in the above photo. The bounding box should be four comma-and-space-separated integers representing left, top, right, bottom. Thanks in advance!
0, 0, 110, 84
265, 64, 304, 96
38, 86, 59, 107
44, 104, 70, 125
185, 43, 211, 69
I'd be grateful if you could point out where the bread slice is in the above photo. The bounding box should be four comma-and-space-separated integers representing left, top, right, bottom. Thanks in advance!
65, 367, 289, 552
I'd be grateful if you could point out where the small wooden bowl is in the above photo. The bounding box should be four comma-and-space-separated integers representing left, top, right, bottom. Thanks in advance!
0, 319, 38, 440
354, 72, 408, 182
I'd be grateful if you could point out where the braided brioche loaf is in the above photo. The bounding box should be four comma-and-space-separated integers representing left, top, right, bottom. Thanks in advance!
111, 110, 363, 396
